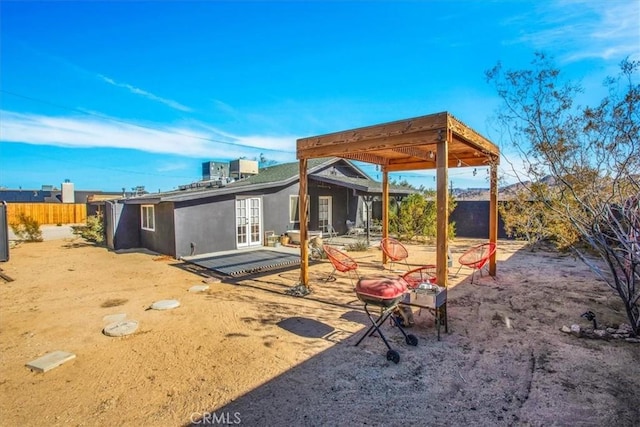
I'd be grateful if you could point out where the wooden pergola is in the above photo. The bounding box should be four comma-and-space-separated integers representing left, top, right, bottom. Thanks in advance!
296, 111, 500, 289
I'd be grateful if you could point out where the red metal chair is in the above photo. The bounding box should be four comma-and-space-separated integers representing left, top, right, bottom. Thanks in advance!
456, 242, 497, 283
322, 244, 359, 286
380, 237, 410, 271
402, 264, 437, 289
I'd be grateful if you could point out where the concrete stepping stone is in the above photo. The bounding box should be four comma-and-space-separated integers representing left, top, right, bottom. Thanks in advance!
189, 285, 209, 293
103, 320, 139, 337
102, 313, 127, 323
150, 299, 180, 310
26, 351, 76, 373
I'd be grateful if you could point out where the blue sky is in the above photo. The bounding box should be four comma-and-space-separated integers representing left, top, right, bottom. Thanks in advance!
1, 1, 638, 192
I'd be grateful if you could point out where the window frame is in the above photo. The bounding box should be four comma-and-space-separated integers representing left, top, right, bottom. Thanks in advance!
289, 195, 309, 224
141, 204, 155, 231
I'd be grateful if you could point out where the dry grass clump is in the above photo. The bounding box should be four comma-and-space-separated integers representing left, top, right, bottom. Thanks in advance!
101, 298, 128, 308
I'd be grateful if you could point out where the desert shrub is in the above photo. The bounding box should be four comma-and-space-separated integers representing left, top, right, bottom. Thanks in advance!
500, 183, 580, 250
10, 213, 43, 242
72, 213, 105, 243
345, 239, 369, 251
488, 54, 639, 335
390, 191, 457, 241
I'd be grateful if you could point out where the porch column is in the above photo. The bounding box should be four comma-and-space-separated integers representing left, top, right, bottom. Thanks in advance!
381, 167, 389, 264
489, 161, 498, 276
299, 159, 309, 287
436, 131, 449, 288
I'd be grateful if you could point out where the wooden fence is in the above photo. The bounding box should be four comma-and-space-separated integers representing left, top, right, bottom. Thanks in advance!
6, 203, 87, 225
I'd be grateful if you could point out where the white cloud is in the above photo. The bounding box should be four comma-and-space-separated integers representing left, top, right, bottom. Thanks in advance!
156, 162, 190, 173
0, 110, 297, 163
511, 0, 639, 63
98, 74, 193, 112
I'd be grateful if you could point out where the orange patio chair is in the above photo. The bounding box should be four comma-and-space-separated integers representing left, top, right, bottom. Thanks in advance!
322, 244, 360, 286
456, 242, 497, 283
380, 237, 410, 272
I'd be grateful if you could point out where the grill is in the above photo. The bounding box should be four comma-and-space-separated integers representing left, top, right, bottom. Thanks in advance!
354, 276, 418, 363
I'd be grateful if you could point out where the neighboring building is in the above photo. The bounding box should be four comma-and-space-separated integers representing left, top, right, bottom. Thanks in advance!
103, 157, 414, 258
0, 185, 124, 224
0, 187, 122, 204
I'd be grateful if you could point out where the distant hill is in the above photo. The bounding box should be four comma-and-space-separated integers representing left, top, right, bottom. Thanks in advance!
455, 176, 556, 201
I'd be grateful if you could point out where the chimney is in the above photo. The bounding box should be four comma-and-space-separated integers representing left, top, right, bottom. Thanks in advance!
61, 179, 75, 203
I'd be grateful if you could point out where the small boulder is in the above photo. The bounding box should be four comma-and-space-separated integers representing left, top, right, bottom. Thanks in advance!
618, 323, 633, 333
570, 324, 581, 337
593, 329, 608, 338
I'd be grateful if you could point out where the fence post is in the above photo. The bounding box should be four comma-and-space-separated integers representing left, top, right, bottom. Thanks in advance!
0, 201, 9, 262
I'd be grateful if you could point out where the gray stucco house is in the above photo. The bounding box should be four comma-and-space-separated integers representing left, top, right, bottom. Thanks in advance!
103, 157, 413, 258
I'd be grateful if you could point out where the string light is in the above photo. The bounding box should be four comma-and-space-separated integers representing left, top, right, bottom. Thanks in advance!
473, 168, 477, 176
428, 151, 434, 159
457, 159, 462, 167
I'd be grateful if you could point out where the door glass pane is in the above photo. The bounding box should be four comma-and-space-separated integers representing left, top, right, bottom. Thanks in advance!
319, 197, 331, 233
236, 200, 247, 244
250, 198, 260, 243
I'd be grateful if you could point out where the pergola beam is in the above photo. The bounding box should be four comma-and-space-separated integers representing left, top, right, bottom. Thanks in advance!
340, 152, 388, 165
386, 157, 491, 172
297, 128, 444, 159
391, 146, 432, 161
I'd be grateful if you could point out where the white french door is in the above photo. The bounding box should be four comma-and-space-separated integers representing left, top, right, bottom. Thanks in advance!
319, 196, 332, 234
236, 198, 262, 248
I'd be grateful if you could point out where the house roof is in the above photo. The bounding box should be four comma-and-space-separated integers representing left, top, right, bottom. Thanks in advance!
123, 157, 412, 204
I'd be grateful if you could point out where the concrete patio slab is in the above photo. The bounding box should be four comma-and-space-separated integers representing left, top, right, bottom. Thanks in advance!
26, 351, 76, 373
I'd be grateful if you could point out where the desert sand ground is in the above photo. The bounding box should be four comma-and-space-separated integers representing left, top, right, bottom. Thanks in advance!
0, 230, 638, 426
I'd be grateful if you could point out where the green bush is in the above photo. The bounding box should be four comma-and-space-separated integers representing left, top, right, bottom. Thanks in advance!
390, 191, 457, 242
10, 213, 43, 242
72, 213, 105, 243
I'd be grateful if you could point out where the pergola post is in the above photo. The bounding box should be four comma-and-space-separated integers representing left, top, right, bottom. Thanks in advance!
436, 130, 450, 288
299, 159, 309, 288
382, 167, 389, 264
489, 161, 498, 276
363, 195, 374, 247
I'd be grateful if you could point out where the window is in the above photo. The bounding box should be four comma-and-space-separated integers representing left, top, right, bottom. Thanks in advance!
141, 205, 155, 231
289, 195, 309, 224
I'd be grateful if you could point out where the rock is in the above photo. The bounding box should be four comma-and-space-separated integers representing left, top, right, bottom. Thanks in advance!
570, 324, 581, 336
593, 329, 608, 338
606, 327, 616, 334
561, 325, 571, 333
618, 323, 633, 333
625, 337, 640, 343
